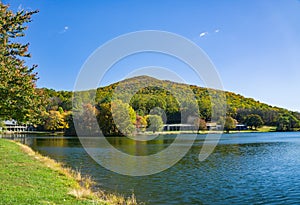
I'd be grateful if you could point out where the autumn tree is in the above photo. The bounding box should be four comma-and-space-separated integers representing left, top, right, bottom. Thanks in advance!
44, 110, 69, 131
0, 3, 39, 122
224, 116, 236, 133
74, 103, 99, 135
136, 114, 147, 132
194, 118, 207, 133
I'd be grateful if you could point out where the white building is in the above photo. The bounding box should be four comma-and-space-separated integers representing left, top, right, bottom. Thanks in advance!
1, 120, 28, 132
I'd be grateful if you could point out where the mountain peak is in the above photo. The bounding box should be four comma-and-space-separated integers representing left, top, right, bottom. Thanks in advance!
120, 75, 160, 83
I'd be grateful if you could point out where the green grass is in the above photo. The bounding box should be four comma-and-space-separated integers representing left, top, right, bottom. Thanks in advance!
0, 139, 138, 205
0, 139, 102, 205
256, 126, 277, 132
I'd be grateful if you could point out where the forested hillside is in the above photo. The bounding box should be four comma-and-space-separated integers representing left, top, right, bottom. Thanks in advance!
36, 76, 300, 135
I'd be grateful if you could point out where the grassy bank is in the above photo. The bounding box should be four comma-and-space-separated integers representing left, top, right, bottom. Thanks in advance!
0, 139, 137, 205
256, 126, 277, 132
153, 126, 278, 135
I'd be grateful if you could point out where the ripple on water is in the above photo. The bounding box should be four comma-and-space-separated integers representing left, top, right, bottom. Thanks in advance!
14, 132, 300, 205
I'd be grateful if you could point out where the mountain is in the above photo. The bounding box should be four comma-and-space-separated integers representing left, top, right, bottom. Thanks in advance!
40, 75, 300, 133
96, 75, 294, 122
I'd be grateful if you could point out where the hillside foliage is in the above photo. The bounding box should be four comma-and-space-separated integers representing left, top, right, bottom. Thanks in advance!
35, 76, 300, 135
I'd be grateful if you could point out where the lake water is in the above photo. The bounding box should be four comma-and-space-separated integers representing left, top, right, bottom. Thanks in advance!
5, 132, 300, 204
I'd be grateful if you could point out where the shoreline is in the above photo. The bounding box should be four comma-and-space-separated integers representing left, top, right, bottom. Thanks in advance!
1, 126, 298, 138
0, 138, 137, 205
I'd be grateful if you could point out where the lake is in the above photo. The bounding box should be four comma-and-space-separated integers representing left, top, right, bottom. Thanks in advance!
5, 132, 300, 204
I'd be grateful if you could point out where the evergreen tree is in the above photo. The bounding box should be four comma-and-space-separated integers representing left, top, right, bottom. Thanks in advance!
0, 3, 39, 122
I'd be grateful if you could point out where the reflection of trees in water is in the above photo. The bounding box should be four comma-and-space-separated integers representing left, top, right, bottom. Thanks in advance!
107, 135, 175, 156
34, 138, 71, 148
1, 134, 34, 146
215, 144, 242, 156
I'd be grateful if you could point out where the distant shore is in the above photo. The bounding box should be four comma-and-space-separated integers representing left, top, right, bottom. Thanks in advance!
1, 126, 297, 138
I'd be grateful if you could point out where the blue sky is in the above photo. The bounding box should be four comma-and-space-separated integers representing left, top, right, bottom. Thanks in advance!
3, 0, 300, 111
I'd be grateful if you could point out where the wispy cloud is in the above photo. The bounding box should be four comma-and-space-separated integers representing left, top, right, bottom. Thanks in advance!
17, 4, 23, 11
199, 29, 220, 39
17, 4, 32, 11
199, 32, 208, 37
59, 26, 69, 34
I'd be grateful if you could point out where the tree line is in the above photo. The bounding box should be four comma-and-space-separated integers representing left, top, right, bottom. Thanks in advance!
33, 76, 300, 135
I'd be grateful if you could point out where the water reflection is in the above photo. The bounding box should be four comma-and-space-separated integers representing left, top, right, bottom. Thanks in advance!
6, 132, 300, 204
106, 136, 172, 156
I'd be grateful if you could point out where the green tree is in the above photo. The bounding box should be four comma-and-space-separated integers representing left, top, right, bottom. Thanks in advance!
58, 107, 64, 114
181, 100, 199, 123
197, 98, 212, 121
97, 101, 136, 136
276, 114, 300, 131
289, 114, 300, 129
0, 120, 6, 132
244, 114, 264, 130
277, 115, 290, 131
224, 116, 236, 133
97, 102, 115, 136
0, 3, 39, 122
64, 112, 76, 136
111, 100, 136, 136
146, 115, 164, 133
